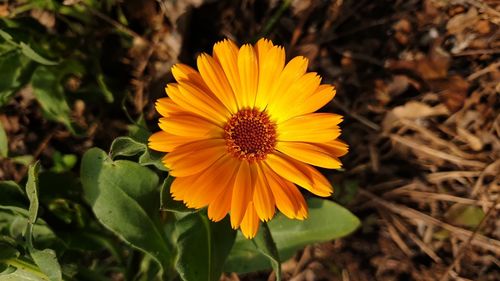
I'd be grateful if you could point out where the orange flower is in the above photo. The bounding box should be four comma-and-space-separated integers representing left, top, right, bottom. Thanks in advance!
149, 38, 348, 238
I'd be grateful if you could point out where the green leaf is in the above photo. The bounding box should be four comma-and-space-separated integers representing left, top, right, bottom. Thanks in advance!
81, 148, 173, 272
22, 163, 63, 281
175, 214, 236, 281
109, 136, 146, 159
29, 249, 61, 281
0, 265, 16, 276
9, 155, 33, 166
0, 242, 18, 276
96, 73, 114, 103
252, 223, 281, 280
0, 211, 57, 248
50, 152, 77, 173
0, 258, 49, 281
445, 204, 485, 228
31, 66, 74, 133
25, 162, 40, 248
139, 148, 167, 171
0, 122, 7, 157
0, 242, 19, 260
0, 51, 21, 91
109, 136, 167, 171
0, 50, 33, 106
225, 198, 360, 273
127, 116, 150, 144
19, 43, 57, 66
0, 30, 14, 42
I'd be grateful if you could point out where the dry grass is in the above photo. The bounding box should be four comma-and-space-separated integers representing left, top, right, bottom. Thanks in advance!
1, 0, 499, 280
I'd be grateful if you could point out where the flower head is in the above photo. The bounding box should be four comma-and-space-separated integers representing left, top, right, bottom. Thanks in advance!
149, 38, 348, 238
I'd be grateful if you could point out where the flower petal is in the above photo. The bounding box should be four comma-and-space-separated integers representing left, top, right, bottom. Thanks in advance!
163, 139, 226, 177
276, 142, 342, 169
254, 38, 274, 56
255, 42, 285, 109
240, 202, 260, 239
208, 181, 233, 222
265, 152, 333, 197
183, 155, 240, 209
270, 72, 321, 122
171, 63, 210, 92
230, 161, 257, 228
197, 53, 238, 113
253, 165, 276, 221
315, 139, 349, 157
148, 131, 195, 152
291, 85, 336, 117
170, 176, 198, 201
166, 83, 228, 124
155, 98, 183, 117
158, 114, 222, 138
261, 163, 302, 219
278, 113, 342, 143
267, 56, 308, 114
213, 39, 241, 107
280, 180, 308, 220
237, 44, 259, 108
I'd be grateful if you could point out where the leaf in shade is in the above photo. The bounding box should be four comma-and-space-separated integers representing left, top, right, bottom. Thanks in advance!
31, 66, 74, 133
224, 198, 360, 273
81, 148, 173, 272
23, 163, 63, 281
252, 223, 281, 280
109, 136, 147, 159
0, 121, 7, 157
175, 214, 236, 281
19, 42, 58, 66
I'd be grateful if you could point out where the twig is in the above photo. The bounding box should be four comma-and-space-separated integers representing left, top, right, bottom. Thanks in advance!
452, 49, 500, 56
85, 5, 150, 44
467, 61, 500, 81
358, 189, 500, 253
321, 16, 397, 44
332, 100, 381, 131
391, 213, 443, 263
15, 131, 54, 182
390, 135, 486, 168
438, 195, 500, 281
384, 190, 499, 208
379, 210, 414, 256
330, 47, 384, 66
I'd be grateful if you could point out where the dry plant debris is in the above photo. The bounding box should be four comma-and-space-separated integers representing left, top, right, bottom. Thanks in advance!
1, 0, 499, 280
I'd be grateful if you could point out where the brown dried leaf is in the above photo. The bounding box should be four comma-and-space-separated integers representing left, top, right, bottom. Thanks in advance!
30, 9, 55, 29
446, 7, 478, 35
385, 48, 451, 80
431, 75, 469, 112
291, 0, 313, 16
0, 3, 9, 17
457, 127, 483, 151
382, 101, 449, 131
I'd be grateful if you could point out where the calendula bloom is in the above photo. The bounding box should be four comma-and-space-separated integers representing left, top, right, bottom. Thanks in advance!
149, 38, 348, 238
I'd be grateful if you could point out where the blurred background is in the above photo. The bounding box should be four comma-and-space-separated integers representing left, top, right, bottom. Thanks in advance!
0, 0, 499, 280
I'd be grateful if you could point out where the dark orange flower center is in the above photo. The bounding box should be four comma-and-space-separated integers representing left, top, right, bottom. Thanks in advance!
224, 108, 277, 161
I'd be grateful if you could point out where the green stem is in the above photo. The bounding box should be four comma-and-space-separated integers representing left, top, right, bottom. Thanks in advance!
2, 258, 49, 280
254, 0, 292, 41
